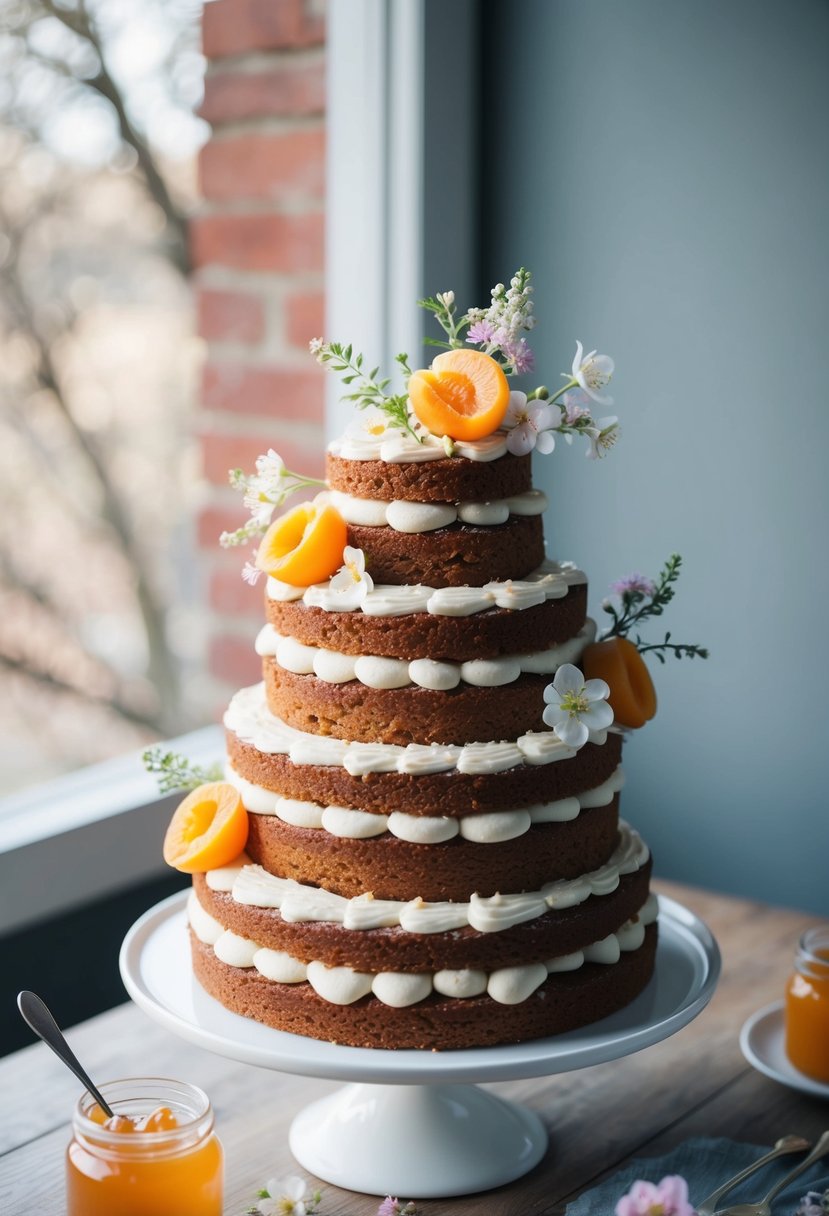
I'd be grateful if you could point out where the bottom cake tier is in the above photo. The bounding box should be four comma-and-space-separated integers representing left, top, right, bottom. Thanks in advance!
187, 890, 658, 1051
190, 924, 657, 1050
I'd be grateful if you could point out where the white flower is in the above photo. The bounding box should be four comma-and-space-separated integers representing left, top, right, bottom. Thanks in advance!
436, 290, 455, 307
572, 340, 615, 405
344, 409, 397, 442
585, 417, 619, 460
542, 663, 613, 748
308, 337, 324, 357
328, 546, 374, 609
243, 449, 290, 522
242, 560, 262, 586
257, 1175, 308, 1216
503, 391, 562, 456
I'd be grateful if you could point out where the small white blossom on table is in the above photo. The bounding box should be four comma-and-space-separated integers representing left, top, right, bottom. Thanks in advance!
253, 1174, 320, 1216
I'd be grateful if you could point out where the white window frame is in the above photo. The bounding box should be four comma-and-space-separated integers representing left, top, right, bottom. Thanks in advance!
0, 0, 481, 934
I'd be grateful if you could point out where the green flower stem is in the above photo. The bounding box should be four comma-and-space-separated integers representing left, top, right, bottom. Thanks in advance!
549, 377, 579, 404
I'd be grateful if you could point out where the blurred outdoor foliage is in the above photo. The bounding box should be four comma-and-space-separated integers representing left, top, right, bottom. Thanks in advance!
0, 0, 209, 792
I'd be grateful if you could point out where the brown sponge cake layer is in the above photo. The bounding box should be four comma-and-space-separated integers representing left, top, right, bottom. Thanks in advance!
266, 583, 587, 661
190, 921, 657, 1050
326, 451, 531, 503
227, 727, 622, 817
193, 860, 650, 973
263, 660, 551, 747
347, 515, 544, 587
241, 797, 620, 901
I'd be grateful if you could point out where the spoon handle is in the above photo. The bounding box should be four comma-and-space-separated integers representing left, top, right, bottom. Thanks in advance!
760, 1129, 829, 1207
17, 991, 114, 1119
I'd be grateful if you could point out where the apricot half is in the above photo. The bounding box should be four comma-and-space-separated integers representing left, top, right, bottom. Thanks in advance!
163, 782, 248, 873
255, 501, 347, 587
581, 637, 657, 729
408, 349, 510, 440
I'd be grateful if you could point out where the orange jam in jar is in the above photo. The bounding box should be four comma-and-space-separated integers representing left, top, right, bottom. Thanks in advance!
785, 927, 829, 1084
66, 1078, 223, 1216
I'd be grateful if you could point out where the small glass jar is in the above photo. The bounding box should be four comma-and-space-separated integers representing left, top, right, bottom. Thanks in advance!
785, 927, 829, 1084
66, 1077, 223, 1216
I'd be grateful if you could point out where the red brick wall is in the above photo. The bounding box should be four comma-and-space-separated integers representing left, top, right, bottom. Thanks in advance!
193, 0, 327, 694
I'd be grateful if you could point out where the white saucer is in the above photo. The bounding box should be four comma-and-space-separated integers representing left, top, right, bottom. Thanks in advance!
740, 1001, 829, 1101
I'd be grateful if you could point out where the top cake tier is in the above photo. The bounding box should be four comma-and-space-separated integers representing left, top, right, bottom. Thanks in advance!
323, 447, 546, 587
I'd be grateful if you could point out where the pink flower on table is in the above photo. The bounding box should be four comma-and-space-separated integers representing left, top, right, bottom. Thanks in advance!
615, 1174, 696, 1216
377, 1200, 400, 1216
503, 391, 562, 456
611, 573, 656, 599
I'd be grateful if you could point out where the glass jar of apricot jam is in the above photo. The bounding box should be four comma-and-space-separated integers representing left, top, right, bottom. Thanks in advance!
66, 1077, 223, 1216
785, 927, 829, 1084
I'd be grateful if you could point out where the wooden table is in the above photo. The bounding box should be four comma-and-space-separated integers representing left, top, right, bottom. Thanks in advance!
1, 881, 827, 1215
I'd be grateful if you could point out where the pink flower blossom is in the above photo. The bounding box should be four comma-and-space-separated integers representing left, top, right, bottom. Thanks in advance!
561, 388, 592, 424
615, 1174, 696, 1216
377, 1200, 400, 1216
611, 573, 656, 599
467, 320, 497, 345
502, 337, 535, 374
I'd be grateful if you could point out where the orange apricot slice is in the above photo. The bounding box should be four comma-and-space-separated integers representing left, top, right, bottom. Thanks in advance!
408, 349, 510, 440
142, 1106, 178, 1132
255, 501, 347, 588
162, 782, 248, 874
581, 637, 657, 729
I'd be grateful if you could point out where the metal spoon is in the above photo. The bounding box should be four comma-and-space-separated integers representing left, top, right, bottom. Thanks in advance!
17, 990, 114, 1118
696, 1135, 811, 1216
712, 1128, 829, 1216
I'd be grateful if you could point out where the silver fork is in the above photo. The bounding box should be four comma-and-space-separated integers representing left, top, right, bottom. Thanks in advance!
711, 1129, 829, 1216
695, 1136, 811, 1216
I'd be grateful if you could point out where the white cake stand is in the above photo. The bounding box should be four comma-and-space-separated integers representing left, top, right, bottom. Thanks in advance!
120, 891, 719, 1198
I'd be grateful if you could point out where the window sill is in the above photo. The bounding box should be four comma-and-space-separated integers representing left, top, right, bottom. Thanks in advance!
0, 724, 223, 935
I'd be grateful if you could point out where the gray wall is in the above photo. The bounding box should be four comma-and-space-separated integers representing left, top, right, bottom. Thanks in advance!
482, 0, 829, 914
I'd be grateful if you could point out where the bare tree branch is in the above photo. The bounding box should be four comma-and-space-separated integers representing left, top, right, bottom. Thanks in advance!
0, 652, 164, 734
38, 0, 189, 272
0, 204, 181, 726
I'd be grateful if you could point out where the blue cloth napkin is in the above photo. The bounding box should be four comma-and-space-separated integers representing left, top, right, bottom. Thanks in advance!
566, 1137, 829, 1215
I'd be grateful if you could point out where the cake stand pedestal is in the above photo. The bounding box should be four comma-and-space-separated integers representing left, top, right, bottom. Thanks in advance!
120, 892, 719, 1199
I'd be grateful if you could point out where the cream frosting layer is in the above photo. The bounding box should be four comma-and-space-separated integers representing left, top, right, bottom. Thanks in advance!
256, 619, 596, 691
225, 682, 611, 776
324, 488, 547, 533
266, 558, 586, 618
328, 431, 510, 465
189, 889, 659, 1008
204, 820, 647, 934
224, 762, 625, 845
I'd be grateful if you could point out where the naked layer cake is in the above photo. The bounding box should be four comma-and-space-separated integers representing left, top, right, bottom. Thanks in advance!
156, 271, 707, 1050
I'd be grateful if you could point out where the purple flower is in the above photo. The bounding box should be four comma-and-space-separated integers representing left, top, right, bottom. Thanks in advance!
611, 573, 656, 599
467, 320, 496, 345
502, 337, 535, 374
377, 1200, 400, 1216
615, 1175, 696, 1216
